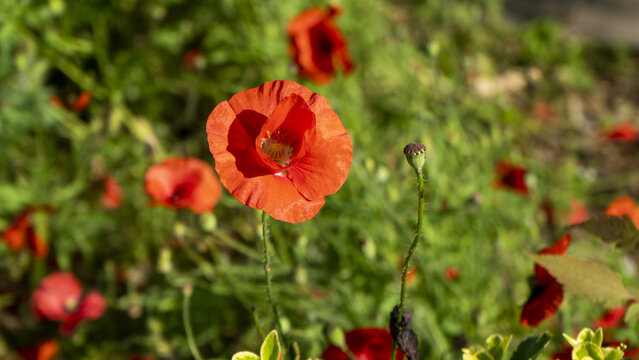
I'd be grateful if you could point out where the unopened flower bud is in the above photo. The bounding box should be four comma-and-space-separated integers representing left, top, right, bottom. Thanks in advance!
403, 142, 426, 172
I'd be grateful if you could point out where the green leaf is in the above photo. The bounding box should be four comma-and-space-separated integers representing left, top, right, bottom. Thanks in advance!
529, 254, 633, 308
509, 332, 551, 360
573, 215, 639, 251
573, 342, 604, 360
624, 302, 639, 323
231, 352, 260, 360
486, 334, 512, 360
261, 330, 281, 360
463, 346, 495, 360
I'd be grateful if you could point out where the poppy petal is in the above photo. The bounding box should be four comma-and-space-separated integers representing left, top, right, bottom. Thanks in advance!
535, 233, 571, 285
346, 328, 404, 360
60, 291, 106, 335
26, 227, 48, 259
520, 279, 564, 327
101, 175, 123, 209
322, 345, 350, 360
18, 340, 59, 360
287, 133, 352, 200
2, 226, 25, 251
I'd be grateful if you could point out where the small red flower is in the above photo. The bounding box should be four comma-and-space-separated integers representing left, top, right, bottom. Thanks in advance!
593, 306, 626, 329
563, 198, 588, 226
322, 328, 405, 360
533, 102, 554, 121
206, 80, 353, 223
18, 340, 59, 360
2, 208, 48, 259
606, 196, 639, 229
50, 91, 91, 112
183, 47, 204, 71
603, 123, 638, 143
101, 175, 123, 209
145, 157, 222, 213
494, 161, 529, 195
31, 272, 106, 335
520, 233, 571, 327
287, 6, 354, 84
445, 266, 460, 281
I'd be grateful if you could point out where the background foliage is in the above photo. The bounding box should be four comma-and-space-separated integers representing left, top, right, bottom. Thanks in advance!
1, 0, 638, 359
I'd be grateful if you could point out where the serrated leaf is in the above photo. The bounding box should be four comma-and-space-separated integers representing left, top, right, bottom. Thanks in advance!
509, 332, 551, 360
260, 330, 281, 360
624, 303, 639, 323
529, 254, 633, 308
231, 351, 260, 360
573, 215, 639, 251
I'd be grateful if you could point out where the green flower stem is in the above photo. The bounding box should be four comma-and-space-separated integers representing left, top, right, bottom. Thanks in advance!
392, 169, 425, 360
251, 305, 265, 341
182, 285, 204, 360
261, 211, 288, 350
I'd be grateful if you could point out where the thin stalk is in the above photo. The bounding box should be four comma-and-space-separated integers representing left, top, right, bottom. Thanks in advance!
392, 169, 425, 360
182, 285, 204, 360
261, 211, 288, 349
251, 305, 265, 341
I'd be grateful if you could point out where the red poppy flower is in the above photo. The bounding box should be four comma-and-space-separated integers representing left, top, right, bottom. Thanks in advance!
563, 198, 588, 226
533, 101, 554, 121
606, 196, 639, 229
445, 266, 459, 281
593, 306, 626, 329
31, 272, 106, 335
603, 123, 638, 143
206, 80, 353, 223
183, 47, 204, 71
2, 208, 48, 259
50, 91, 91, 112
18, 340, 59, 360
144, 157, 222, 214
494, 161, 529, 195
520, 233, 571, 327
322, 328, 405, 360
287, 6, 354, 84
101, 175, 123, 209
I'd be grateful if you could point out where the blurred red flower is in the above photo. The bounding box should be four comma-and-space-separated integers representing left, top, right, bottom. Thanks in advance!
322, 328, 405, 360
603, 123, 638, 143
183, 47, 204, 71
31, 272, 106, 336
563, 198, 588, 226
145, 157, 222, 213
605, 196, 639, 229
494, 161, 529, 195
287, 6, 354, 84
533, 101, 554, 121
2, 207, 48, 259
206, 80, 353, 223
593, 306, 626, 329
101, 175, 123, 209
445, 266, 459, 281
50, 91, 92, 112
520, 233, 571, 327
18, 340, 59, 360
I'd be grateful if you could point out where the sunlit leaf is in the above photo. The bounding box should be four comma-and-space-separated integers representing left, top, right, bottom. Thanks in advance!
624, 302, 639, 323
529, 254, 633, 308
572, 215, 639, 250
231, 351, 260, 360
260, 330, 281, 360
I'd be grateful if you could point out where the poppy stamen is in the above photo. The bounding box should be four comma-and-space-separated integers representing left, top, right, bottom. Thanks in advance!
261, 130, 294, 166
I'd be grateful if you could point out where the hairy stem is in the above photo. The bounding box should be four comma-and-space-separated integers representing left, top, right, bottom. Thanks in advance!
392, 169, 425, 360
262, 211, 288, 349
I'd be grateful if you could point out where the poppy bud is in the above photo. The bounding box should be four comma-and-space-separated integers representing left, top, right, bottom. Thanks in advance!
403, 142, 426, 172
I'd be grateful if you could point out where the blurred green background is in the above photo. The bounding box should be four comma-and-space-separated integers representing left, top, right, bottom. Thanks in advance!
1, 0, 638, 359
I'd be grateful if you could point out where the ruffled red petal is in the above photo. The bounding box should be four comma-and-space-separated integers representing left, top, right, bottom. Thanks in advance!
593, 306, 626, 329
18, 340, 59, 360
32, 272, 82, 321
519, 279, 564, 327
